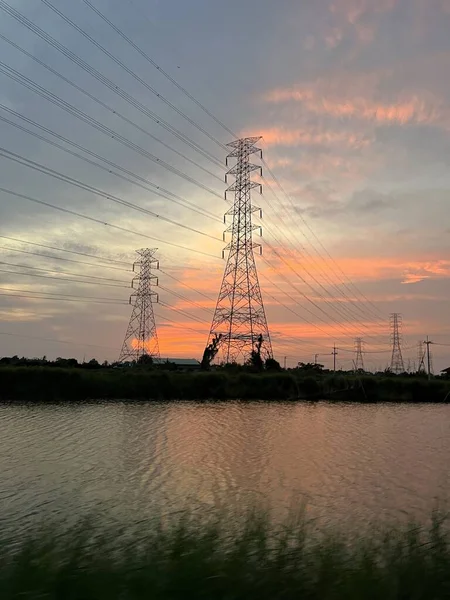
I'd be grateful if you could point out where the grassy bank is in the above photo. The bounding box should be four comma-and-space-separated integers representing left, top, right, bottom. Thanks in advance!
1, 510, 450, 599
1, 365, 450, 402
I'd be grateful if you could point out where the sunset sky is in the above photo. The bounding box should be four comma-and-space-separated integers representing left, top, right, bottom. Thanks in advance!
1, 0, 450, 371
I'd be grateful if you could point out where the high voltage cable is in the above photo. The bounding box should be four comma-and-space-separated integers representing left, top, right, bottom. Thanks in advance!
260, 175, 384, 328
158, 301, 209, 325
0, 286, 125, 302
42, 0, 227, 151
0, 330, 118, 350
0, 61, 223, 200
0, 261, 129, 284
153, 313, 210, 337
0, 235, 130, 266
0, 104, 220, 221
260, 199, 369, 330
0, 105, 219, 223
37, 0, 385, 334
0, 148, 222, 242
218, 157, 381, 342
159, 269, 216, 301
159, 285, 214, 316
0, 292, 127, 304
0, 31, 223, 185
0, 1, 223, 168
259, 268, 358, 346
0, 0, 388, 346
259, 188, 385, 341
0, 187, 220, 258
81, 0, 386, 333
261, 240, 381, 342
261, 156, 385, 321
82, 0, 236, 138
117, 0, 378, 327
0, 245, 131, 273
0, 268, 129, 288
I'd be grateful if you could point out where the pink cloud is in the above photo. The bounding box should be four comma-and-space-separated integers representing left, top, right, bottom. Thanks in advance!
252, 126, 371, 149
264, 84, 443, 127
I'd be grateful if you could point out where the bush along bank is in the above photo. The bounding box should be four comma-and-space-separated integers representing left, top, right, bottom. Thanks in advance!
1, 366, 450, 402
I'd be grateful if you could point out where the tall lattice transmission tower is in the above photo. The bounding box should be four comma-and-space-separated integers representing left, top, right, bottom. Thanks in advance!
417, 341, 426, 373
205, 136, 272, 364
354, 338, 365, 371
119, 248, 160, 362
390, 313, 405, 374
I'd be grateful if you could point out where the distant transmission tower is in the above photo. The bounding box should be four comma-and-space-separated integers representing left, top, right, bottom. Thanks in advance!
354, 338, 365, 371
390, 313, 405, 374
417, 341, 426, 373
119, 248, 160, 362
205, 137, 272, 364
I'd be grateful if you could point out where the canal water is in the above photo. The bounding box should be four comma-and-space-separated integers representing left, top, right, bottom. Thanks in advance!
1, 402, 449, 534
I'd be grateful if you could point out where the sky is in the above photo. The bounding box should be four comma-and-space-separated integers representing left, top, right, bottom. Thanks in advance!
0, 0, 450, 371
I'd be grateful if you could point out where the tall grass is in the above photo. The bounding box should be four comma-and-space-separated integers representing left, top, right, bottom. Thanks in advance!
1, 510, 450, 598
1, 366, 450, 402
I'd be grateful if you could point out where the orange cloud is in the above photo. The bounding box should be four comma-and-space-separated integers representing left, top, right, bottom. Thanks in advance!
265, 86, 442, 127
263, 247, 450, 286
254, 126, 371, 148
401, 274, 430, 285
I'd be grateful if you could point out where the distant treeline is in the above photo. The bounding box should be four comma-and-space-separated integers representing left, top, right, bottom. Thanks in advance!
1, 363, 450, 402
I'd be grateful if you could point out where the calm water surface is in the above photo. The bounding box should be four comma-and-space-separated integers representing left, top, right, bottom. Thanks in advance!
1, 402, 449, 533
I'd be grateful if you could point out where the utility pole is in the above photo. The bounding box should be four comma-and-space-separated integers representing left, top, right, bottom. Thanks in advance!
284, 356, 287, 370
423, 336, 433, 380
205, 137, 272, 364
314, 353, 319, 365
332, 345, 338, 372
119, 248, 160, 362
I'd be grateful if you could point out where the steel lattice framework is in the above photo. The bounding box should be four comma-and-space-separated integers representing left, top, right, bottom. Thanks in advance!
119, 248, 160, 362
390, 313, 405, 374
354, 337, 365, 371
206, 137, 272, 364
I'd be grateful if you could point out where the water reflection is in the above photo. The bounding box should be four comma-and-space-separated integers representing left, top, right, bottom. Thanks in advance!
0, 402, 449, 534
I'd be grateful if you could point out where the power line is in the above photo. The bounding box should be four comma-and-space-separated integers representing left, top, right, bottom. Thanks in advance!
84, 0, 236, 138
159, 269, 216, 301
0, 31, 223, 185
159, 285, 214, 316
153, 312, 210, 337
0, 235, 130, 266
0, 268, 129, 288
0, 61, 223, 200
43, 0, 226, 151
0, 261, 129, 284
0, 292, 127, 304
0, 1, 223, 168
158, 300, 210, 326
259, 190, 385, 340
0, 104, 220, 222
0, 187, 220, 259
261, 156, 385, 322
0, 286, 125, 302
260, 174, 385, 328
0, 330, 118, 351
0, 147, 222, 242
0, 245, 131, 272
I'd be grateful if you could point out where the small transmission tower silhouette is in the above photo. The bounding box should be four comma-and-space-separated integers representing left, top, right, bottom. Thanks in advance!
119, 248, 160, 362
354, 338, 365, 371
417, 341, 426, 373
205, 136, 272, 364
390, 313, 404, 374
